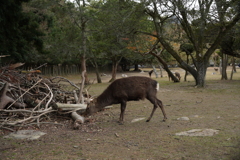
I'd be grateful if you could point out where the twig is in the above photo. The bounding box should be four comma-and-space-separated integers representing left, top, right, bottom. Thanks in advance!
0, 126, 15, 132
25, 122, 64, 126
7, 79, 43, 109
43, 83, 54, 109
0, 107, 53, 113
31, 93, 50, 113
4, 109, 56, 126
30, 63, 47, 71
51, 76, 80, 90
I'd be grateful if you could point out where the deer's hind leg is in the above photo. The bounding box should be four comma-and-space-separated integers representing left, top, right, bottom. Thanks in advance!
146, 96, 159, 122
119, 101, 127, 124
146, 104, 157, 122
156, 99, 167, 121
146, 97, 167, 122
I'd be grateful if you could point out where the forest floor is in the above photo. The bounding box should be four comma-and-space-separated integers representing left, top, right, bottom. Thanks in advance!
0, 67, 240, 160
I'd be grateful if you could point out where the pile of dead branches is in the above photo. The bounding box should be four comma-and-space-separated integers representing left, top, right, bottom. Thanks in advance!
0, 63, 88, 131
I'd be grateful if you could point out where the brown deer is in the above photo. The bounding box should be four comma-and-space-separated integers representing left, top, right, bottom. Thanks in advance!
84, 76, 167, 124
168, 72, 181, 81
174, 72, 181, 81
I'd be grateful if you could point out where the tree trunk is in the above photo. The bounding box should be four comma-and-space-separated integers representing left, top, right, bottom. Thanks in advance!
195, 61, 208, 87
158, 64, 163, 77
109, 57, 122, 82
230, 57, 235, 80
77, 70, 86, 104
221, 54, 228, 80
232, 57, 236, 72
81, 56, 89, 84
134, 64, 139, 71
95, 64, 102, 83
109, 61, 118, 82
151, 65, 158, 78
184, 55, 190, 82
149, 52, 179, 82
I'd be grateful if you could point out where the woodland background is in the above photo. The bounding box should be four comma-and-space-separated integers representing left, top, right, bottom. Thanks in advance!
1, 0, 240, 86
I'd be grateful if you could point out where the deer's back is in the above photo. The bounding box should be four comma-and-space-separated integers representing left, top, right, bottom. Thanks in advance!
102, 76, 158, 102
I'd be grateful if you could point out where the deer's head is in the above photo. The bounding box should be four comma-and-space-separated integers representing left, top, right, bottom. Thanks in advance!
84, 98, 99, 116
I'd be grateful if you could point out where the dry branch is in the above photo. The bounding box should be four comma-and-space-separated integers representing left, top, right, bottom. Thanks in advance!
57, 103, 87, 111
72, 111, 85, 129
0, 82, 26, 109
0, 63, 92, 131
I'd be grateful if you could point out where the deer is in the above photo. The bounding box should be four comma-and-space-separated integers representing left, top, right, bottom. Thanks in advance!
84, 76, 167, 124
168, 72, 181, 82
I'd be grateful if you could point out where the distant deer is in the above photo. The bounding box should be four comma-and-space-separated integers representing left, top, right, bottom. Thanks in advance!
84, 76, 167, 124
148, 70, 153, 77
168, 72, 181, 81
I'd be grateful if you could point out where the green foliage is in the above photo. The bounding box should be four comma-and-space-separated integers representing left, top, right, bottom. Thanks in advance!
0, 0, 46, 63
88, 0, 146, 66
220, 22, 240, 58
180, 43, 194, 55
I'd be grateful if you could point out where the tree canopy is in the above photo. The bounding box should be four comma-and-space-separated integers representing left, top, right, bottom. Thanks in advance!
0, 0, 46, 63
1, 0, 240, 86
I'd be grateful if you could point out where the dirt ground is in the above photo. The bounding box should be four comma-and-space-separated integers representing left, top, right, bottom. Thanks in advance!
0, 67, 240, 160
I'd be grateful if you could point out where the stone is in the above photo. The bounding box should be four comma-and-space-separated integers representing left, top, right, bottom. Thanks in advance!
4, 130, 46, 140
131, 118, 145, 123
177, 117, 190, 121
175, 129, 219, 136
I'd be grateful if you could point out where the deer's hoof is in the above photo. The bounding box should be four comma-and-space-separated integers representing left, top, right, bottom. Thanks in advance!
162, 118, 167, 122
118, 121, 124, 125
146, 119, 150, 122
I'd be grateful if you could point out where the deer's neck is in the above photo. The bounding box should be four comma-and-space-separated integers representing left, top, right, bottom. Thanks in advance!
96, 92, 113, 109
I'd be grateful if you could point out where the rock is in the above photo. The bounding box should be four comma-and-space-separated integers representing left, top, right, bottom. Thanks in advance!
177, 117, 190, 121
131, 117, 145, 123
4, 130, 46, 140
104, 106, 113, 109
175, 129, 219, 136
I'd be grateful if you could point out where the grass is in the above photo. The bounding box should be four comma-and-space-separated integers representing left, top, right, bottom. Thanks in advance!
1, 67, 240, 160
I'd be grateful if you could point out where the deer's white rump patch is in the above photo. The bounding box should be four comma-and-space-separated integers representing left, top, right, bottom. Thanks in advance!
156, 83, 159, 91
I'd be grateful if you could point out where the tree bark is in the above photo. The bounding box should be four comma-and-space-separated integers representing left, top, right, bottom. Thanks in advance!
230, 56, 235, 80
196, 61, 208, 87
158, 64, 163, 77
95, 63, 102, 83
134, 64, 139, 71
151, 65, 158, 78
109, 57, 122, 82
149, 52, 179, 82
81, 56, 89, 84
184, 55, 190, 82
221, 54, 228, 80
77, 70, 86, 104
109, 61, 118, 82
91, 51, 102, 83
